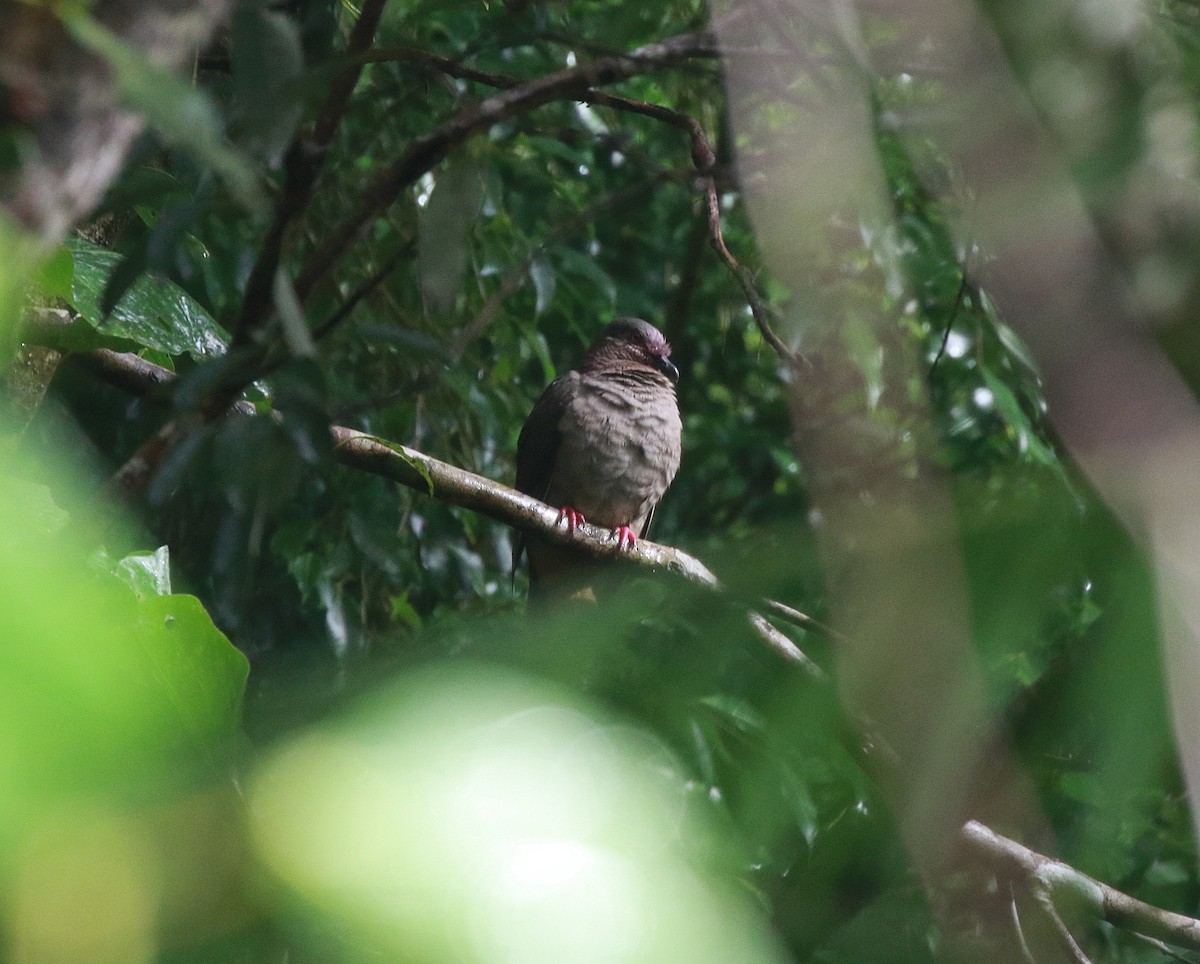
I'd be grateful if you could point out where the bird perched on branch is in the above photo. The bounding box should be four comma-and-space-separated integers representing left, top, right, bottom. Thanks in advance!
516, 317, 682, 599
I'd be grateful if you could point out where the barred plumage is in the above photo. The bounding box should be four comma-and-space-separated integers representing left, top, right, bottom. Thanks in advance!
516, 318, 682, 597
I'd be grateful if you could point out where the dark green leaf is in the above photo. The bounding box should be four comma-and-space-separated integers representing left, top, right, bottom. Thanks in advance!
66, 238, 228, 357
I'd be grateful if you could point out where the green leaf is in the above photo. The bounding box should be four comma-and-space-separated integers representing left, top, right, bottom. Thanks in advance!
35, 246, 74, 301
370, 436, 435, 495
0, 217, 49, 364
229, 7, 306, 160
557, 246, 617, 309
0, 461, 248, 845
982, 371, 1057, 465
134, 593, 248, 752
65, 238, 229, 358
0, 478, 69, 540
388, 591, 422, 629
780, 765, 820, 847
250, 667, 786, 964
700, 694, 766, 736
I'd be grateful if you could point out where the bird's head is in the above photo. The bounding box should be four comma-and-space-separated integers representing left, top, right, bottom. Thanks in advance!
585, 317, 680, 382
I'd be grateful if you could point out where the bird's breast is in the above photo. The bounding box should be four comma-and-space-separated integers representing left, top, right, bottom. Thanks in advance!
546, 371, 681, 529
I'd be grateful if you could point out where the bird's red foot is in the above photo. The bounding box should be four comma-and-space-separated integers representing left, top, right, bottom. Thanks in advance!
611, 525, 637, 550
556, 506, 586, 535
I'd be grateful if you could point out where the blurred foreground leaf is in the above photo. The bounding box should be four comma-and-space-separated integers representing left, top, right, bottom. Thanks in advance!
252, 665, 789, 964
0, 471, 248, 828
65, 14, 267, 216
0, 454, 250, 960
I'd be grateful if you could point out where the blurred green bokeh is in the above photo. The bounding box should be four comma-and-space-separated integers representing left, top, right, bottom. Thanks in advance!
252, 666, 788, 964
0, 366, 248, 960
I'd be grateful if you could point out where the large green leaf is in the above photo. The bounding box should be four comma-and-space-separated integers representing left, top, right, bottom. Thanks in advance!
0, 217, 51, 365
0, 463, 248, 847
65, 238, 228, 358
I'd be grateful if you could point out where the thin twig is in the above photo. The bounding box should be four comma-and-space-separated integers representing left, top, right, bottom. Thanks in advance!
359, 46, 517, 88
581, 90, 799, 367
1009, 882, 1038, 964
312, 0, 392, 148
1034, 887, 1094, 964
373, 44, 797, 367
1130, 932, 1200, 964
311, 239, 416, 342
931, 267, 969, 370
961, 821, 1200, 954
764, 598, 844, 639
52, 336, 827, 670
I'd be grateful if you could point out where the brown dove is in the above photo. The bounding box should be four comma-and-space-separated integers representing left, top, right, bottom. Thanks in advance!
516, 317, 682, 596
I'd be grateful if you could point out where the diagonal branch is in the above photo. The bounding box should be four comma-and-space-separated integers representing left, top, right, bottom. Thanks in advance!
49, 333, 814, 666
579, 90, 798, 366
292, 29, 718, 300
961, 820, 1200, 954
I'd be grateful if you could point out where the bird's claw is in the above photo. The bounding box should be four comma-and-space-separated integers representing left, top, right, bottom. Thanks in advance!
556, 506, 586, 535
611, 525, 637, 550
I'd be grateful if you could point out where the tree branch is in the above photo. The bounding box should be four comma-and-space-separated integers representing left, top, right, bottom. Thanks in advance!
46, 332, 817, 666
293, 29, 718, 299
328, 425, 719, 581
960, 820, 1200, 954
389, 46, 799, 367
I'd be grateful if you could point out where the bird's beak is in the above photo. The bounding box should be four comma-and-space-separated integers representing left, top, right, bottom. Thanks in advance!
656, 357, 680, 382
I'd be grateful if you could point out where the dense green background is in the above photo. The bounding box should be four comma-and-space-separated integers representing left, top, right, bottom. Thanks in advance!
3, 1, 1199, 961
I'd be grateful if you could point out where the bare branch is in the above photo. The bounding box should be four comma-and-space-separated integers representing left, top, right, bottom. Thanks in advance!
311, 239, 415, 343
312, 0, 392, 148
961, 821, 1200, 954
1130, 932, 1200, 964
1009, 883, 1038, 964
0, 0, 230, 241
564, 89, 798, 366
764, 598, 843, 638
329, 426, 722, 586
46, 334, 826, 670
1033, 887, 1094, 964
359, 46, 518, 89
386, 47, 799, 368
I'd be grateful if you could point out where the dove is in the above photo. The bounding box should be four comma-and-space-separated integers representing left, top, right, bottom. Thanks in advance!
516, 317, 682, 597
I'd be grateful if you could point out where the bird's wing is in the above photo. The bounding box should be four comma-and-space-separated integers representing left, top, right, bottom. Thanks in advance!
514, 373, 575, 579
516, 373, 574, 501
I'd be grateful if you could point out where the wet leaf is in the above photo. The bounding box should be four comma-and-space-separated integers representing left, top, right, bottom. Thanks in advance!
66, 238, 228, 358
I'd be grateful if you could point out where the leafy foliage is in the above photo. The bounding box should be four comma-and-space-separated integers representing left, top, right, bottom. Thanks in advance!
3, 0, 1200, 961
